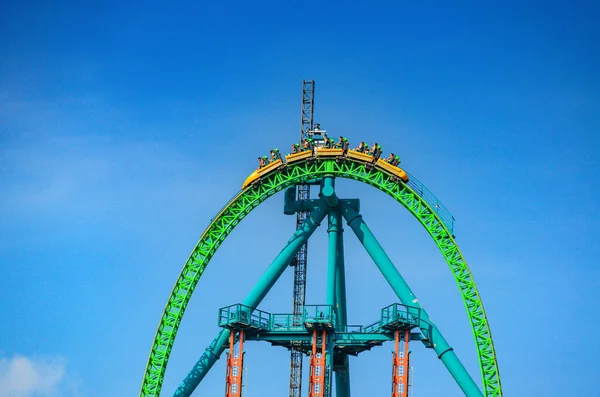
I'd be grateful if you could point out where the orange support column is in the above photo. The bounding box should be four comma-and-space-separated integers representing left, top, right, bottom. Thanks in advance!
308, 330, 327, 397
392, 329, 410, 397
225, 330, 245, 397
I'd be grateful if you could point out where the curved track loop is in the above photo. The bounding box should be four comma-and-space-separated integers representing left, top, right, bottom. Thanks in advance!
140, 159, 502, 397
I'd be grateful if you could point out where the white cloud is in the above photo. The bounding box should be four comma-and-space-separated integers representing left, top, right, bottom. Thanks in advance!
0, 356, 68, 397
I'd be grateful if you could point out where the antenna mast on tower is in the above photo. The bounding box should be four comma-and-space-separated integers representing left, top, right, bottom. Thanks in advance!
288, 80, 315, 397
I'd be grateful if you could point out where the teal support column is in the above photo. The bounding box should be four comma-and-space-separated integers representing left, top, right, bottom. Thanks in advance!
327, 210, 340, 307
324, 177, 338, 397
334, 219, 351, 397
322, 176, 339, 207
340, 204, 483, 397
174, 205, 328, 397
334, 225, 348, 325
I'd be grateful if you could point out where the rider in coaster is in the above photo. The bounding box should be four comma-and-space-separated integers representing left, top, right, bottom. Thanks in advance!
258, 157, 266, 167
370, 142, 378, 155
302, 139, 310, 151
336, 136, 344, 149
386, 153, 395, 163
292, 143, 300, 154
270, 150, 281, 162
391, 155, 400, 166
355, 141, 365, 153
373, 144, 382, 160
342, 137, 349, 153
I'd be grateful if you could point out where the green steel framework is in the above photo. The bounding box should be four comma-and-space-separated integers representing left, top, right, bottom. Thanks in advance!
140, 158, 502, 397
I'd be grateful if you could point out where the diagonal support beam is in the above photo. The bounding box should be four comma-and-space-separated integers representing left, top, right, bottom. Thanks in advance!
173, 205, 328, 397
339, 203, 483, 397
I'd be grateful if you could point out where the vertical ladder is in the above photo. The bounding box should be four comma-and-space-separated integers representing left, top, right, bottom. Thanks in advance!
392, 330, 410, 397
308, 330, 327, 397
225, 330, 245, 397
289, 80, 315, 397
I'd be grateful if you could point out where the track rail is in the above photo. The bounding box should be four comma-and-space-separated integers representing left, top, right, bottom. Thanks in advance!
140, 158, 502, 397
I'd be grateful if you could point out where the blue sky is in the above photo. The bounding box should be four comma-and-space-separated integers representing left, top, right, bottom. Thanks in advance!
1, 1, 599, 396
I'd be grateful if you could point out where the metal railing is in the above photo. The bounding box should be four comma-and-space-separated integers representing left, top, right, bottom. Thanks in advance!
380, 303, 420, 328
218, 302, 420, 333
303, 305, 336, 324
406, 172, 455, 234
218, 304, 270, 329
271, 314, 306, 332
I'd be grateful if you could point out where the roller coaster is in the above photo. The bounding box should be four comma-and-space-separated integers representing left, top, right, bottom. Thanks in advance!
243, 132, 409, 191
139, 81, 502, 397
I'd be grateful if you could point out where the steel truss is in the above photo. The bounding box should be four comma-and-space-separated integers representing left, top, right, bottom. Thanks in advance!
140, 158, 502, 397
290, 79, 315, 397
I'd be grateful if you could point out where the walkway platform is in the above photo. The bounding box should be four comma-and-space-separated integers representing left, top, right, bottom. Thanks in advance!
218, 303, 428, 356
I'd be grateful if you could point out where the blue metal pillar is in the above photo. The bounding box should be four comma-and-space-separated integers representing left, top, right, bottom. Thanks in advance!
340, 204, 483, 397
173, 205, 329, 397
327, 210, 340, 308
334, 224, 348, 326
334, 214, 351, 397
326, 204, 340, 397
323, 176, 338, 397
322, 176, 339, 208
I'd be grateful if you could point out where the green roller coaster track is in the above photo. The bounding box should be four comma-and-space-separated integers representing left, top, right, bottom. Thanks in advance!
140, 157, 502, 397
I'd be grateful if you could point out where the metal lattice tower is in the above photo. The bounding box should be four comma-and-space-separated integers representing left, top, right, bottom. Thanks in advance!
289, 80, 315, 397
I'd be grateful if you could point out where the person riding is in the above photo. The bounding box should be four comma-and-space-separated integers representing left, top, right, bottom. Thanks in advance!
342, 137, 349, 153
258, 157, 266, 167
364, 143, 370, 155
386, 153, 395, 163
302, 139, 310, 151
336, 136, 344, 149
373, 144, 382, 160
273, 148, 281, 160
370, 142, 378, 155
356, 142, 365, 152
291, 143, 300, 154
322, 136, 329, 148
391, 155, 400, 166
262, 155, 269, 165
